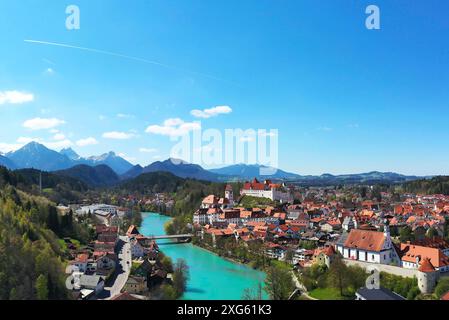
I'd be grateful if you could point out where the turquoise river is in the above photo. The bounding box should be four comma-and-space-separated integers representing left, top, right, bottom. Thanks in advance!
140, 212, 268, 300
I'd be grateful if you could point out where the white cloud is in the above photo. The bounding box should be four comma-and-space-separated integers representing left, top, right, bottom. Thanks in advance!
99, 115, 106, 121
190, 105, 232, 119
44, 139, 72, 150
102, 131, 135, 140
53, 133, 66, 141
44, 68, 55, 75
152, 155, 162, 160
145, 118, 201, 137
117, 113, 134, 119
23, 117, 65, 130
0, 90, 34, 105
17, 136, 41, 144
139, 148, 158, 153
0, 142, 23, 153
76, 137, 98, 147
317, 126, 333, 132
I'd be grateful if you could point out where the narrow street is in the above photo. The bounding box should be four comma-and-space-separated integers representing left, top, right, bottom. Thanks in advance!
290, 271, 317, 300
97, 236, 131, 300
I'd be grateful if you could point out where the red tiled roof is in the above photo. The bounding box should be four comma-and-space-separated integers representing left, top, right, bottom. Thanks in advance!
400, 243, 449, 269
202, 195, 219, 205
344, 229, 385, 252
418, 257, 436, 273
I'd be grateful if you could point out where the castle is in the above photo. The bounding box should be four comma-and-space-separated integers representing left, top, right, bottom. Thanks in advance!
240, 178, 292, 203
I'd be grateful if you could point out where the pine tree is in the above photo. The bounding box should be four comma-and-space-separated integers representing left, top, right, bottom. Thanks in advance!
35, 274, 48, 300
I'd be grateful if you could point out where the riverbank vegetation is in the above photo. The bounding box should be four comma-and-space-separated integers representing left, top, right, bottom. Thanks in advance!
264, 261, 295, 300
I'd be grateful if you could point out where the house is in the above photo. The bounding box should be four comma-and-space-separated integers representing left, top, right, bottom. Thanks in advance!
124, 275, 148, 294
355, 287, 406, 300
79, 275, 105, 295
292, 248, 314, 265
342, 216, 355, 232
201, 195, 219, 209
130, 237, 146, 258
70, 253, 89, 272
96, 253, 116, 271
400, 242, 449, 273
335, 226, 400, 265
193, 208, 209, 225
264, 242, 286, 260
313, 246, 336, 268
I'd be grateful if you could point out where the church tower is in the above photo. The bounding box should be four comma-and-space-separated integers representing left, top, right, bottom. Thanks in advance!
225, 184, 234, 206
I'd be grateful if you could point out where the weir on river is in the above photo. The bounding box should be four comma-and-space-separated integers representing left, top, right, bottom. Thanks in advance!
140, 212, 268, 300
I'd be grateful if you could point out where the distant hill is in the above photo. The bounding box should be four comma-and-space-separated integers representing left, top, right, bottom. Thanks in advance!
122, 158, 228, 182
86, 151, 133, 175
0, 155, 16, 170
7, 142, 74, 171
291, 171, 422, 186
209, 164, 302, 180
119, 171, 186, 193
120, 164, 144, 180
55, 164, 119, 187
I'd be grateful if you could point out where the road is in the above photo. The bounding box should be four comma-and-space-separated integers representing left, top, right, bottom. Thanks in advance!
97, 235, 131, 300
290, 271, 317, 300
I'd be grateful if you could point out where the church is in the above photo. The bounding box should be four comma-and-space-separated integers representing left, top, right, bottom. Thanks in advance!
335, 225, 400, 266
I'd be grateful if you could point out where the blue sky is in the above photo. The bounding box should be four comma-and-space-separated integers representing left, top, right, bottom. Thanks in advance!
1, 0, 449, 175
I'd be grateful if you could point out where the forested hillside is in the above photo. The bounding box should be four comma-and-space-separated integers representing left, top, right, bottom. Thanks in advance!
0, 167, 92, 299
118, 171, 242, 216
402, 176, 449, 195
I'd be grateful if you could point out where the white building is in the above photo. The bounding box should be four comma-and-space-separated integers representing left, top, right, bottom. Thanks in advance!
240, 178, 292, 203
336, 226, 400, 266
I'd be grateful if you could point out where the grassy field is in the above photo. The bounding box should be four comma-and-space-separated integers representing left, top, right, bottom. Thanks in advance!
238, 195, 278, 208
309, 288, 349, 300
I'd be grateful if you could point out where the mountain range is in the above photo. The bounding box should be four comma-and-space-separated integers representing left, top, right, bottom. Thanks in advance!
4, 142, 134, 174
0, 142, 426, 186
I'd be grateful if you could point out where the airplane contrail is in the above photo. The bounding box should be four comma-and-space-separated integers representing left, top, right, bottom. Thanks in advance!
24, 39, 235, 84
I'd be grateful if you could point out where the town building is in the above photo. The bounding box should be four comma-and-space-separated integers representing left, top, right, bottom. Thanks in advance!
240, 178, 292, 203
335, 226, 400, 265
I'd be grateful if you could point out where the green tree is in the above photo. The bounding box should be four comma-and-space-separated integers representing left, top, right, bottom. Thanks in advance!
435, 278, 449, 298
172, 259, 189, 298
242, 283, 264, 300
399, 226, 414, 242
35, 274, 48, 300
326, 256, 350, 296
264, 263, 295, 300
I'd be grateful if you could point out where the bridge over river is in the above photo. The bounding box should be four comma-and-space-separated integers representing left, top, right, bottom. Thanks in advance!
146, 234, 193, 242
